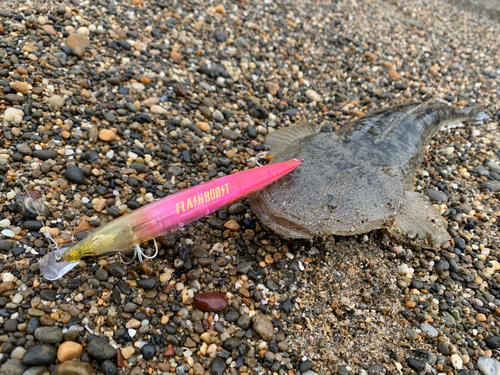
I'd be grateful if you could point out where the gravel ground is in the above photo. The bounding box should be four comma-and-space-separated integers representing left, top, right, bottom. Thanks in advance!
0, 0, 499, 374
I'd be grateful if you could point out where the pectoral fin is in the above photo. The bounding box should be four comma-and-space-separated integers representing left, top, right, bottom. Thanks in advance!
265, 121, 319, 155
387, 191, 450, 246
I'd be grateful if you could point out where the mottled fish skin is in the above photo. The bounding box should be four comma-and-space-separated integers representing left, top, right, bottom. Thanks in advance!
250, 101, 486, 241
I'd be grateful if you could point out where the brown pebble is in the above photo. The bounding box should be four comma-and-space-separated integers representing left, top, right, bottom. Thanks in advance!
476, 313, 487, 322
349, 109, 365, 117
176, 85, 188, 97
42, 25, 57, 36
170, 51, 182, 62
99, 129, 116, 141
223, 220, 240, 231
388, 69, 401, 79
65, 33, 91, 50
32, 87, 43, 95
195, 122, 210, 132
215, 4, 226, 13
405, 300, 416, 308
164, 344, 175, 357
140, 262, 154, 275
115, 348, 124, 368
39, 315, 56, 326
11, 81, 29, 94
264, 82, 279, 96
238, 288, 250, 298
0, 281, 14, 294
193, 292, 228, 312
193, 363, 204, 375
57, 341, 83, 362
56, 360, 95, 375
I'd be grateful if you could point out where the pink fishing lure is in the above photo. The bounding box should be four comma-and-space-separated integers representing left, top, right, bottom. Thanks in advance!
39, 159, 302, 279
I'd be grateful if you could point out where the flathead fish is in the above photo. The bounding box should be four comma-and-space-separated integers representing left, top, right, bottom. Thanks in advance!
250, 101, 488, 245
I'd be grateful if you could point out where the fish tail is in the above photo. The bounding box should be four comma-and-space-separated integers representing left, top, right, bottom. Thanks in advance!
461, 106, 489, 123
439, 105, 489, 131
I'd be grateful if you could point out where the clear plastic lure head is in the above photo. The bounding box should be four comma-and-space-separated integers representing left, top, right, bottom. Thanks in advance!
39, 247, 79, 280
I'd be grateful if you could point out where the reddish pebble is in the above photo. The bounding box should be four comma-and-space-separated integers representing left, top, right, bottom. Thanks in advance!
25, 190, 41, 199
193, 292, 228, 312
115, 348, 124, 368
164, 344, 175, 357
176, 84, 188, 97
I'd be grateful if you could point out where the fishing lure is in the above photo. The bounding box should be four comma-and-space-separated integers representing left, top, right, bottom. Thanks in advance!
39, 159, 303, 280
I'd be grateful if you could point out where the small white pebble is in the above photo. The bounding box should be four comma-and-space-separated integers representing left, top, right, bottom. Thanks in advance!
131, 82, 145, 90
1, 229, 14, 237
128, 328, 137, 338
0, 219, 10, 227
2, 273, 14, 283
12, 293, 23, 304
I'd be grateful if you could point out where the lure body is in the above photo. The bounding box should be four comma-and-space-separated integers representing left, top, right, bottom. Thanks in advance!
60, 159, 301, 261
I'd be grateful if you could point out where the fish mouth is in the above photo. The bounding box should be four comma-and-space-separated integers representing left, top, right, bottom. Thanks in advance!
250, 193, 313, 239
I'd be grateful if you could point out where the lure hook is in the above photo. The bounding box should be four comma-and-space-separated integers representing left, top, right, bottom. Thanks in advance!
120, 238, 159, 265
255, 151, 269, 167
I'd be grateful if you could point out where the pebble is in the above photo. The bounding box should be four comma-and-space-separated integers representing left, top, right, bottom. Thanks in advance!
193, 292, 228, 311
485, 336, 500, 349
64, 165, 85, 185
253, 315, 274, 341
0, 240, 13, 252
420, 323, 438, 337
305, 89, 322, 102
121, 346, 135, 360
406, 358, 425, 371
0, 359, 26, 375
451, 354, 463, 370
4, 319, 18, 332
137, 277, 157, 290
99, 129, 116, 141
22, 345, 57, 366
150, 105, 168, 115
101, 360, 117, 375
56, 361, 95, 375
210, 356, 227, 375
4, 107, 24, 122
477, 356, 499, 375
141, 343, 156, 360
57, 341, 83, 362
33, 150, 59, 160
10, 347, 26, 360
86, 339, 116, 360
11, 81, 29, 94
34, 327, 63, 344
48, 95, 64, 109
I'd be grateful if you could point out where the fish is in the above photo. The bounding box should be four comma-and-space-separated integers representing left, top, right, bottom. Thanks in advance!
250, 101, 488, 246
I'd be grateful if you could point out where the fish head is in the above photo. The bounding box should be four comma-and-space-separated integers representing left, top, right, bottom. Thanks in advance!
250, 162, 405, 238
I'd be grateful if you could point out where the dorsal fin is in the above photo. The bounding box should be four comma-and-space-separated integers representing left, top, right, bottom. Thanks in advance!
265, 121, 319, 155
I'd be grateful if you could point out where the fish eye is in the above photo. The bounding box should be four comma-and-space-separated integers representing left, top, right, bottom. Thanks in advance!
327, 194, 338, 212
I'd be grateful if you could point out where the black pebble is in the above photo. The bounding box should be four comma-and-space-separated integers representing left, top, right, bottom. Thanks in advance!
141, 344, 156, 360
101, 359, 118, 375
40, 289, 57, 301
64, 165, 85, 184
485, 336, 500, 349
406, 358, 425, 371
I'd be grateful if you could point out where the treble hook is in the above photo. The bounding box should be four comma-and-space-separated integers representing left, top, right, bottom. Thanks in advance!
120, 238, 159, 265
